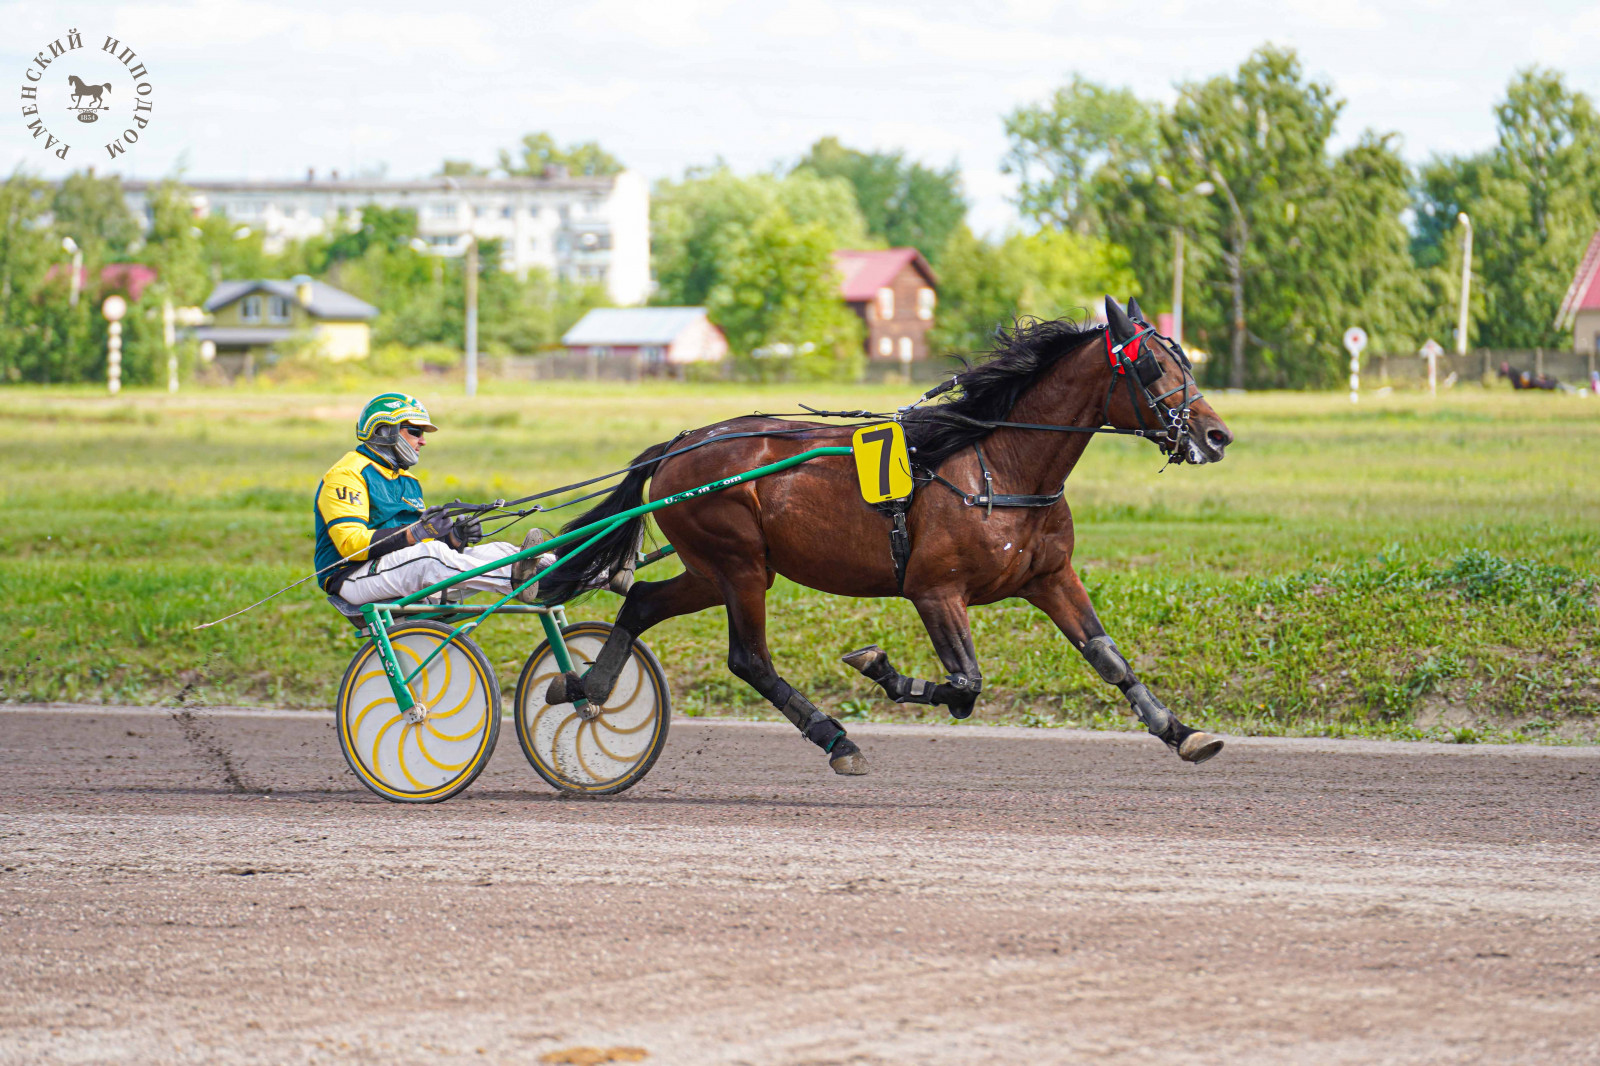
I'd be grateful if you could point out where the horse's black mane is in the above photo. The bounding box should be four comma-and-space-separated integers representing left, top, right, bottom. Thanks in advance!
902, 317, 1104, 468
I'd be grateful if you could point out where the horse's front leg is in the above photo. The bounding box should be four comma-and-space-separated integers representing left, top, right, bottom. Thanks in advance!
1027, 567, 1223, 763
843, 592, 984, 719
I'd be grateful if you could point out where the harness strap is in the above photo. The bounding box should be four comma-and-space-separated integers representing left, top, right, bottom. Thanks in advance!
916, 448, 1066, 511
872, 495, 915, 593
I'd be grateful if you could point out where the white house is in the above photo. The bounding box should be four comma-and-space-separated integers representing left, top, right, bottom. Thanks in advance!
562, 307, 728, 366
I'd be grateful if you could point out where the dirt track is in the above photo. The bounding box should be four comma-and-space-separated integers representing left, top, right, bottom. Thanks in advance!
1, 705, 1598, 1065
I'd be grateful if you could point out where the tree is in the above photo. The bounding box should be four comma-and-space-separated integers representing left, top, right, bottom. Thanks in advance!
320, 203, 420, 266
795, 137, 966, 264
51, 170, 139, 260
1415, 69, 1600, 348
437, 160, 488, 177
1006, 46, 1422, 388
928, 225, 1137, 356
1003, 76, 1161, 235
498, 132, 623, 178
708, 211, 863, 376
651, 168, 866, 372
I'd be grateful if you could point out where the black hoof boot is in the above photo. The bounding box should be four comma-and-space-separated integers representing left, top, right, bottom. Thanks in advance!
545, 670, 584, 705
803, 713, 868, 776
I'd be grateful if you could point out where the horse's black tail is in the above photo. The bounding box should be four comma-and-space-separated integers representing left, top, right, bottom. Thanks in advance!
539, 440, 672, 604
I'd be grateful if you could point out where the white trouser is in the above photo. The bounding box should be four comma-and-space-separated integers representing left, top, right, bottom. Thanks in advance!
336, 540, 520, 606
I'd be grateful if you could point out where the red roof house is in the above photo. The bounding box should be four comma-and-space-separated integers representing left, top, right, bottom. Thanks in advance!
833, 248, 938, 362
1556, 228, 1600, 353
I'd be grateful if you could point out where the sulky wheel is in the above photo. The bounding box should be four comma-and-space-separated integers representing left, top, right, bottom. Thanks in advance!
514, 620, 670, 795
336, 620, 500, 803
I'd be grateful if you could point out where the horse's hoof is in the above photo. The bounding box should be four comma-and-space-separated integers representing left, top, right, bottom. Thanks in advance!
830, 750, 869, 776
545, 670, 583, 705
841, 645, 886, 674
1178, 732, 1224, 764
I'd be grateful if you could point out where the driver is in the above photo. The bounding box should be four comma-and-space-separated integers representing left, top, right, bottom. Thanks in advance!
314, 393, 543, 607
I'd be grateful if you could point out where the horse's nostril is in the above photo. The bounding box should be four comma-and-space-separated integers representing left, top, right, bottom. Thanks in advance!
1207, 428, 1230, 446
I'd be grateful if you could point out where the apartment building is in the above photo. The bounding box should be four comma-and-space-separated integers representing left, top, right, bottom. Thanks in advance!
121, 170, 651, 305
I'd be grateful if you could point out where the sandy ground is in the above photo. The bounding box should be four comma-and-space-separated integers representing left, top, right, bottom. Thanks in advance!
1, 704, 1598, 1066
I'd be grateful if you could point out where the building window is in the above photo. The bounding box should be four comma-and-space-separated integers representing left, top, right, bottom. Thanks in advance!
898, 336, 914, 362
877, 335, 893, 357
641, 345, 665, 365
588, 346, 611, 359
502, 206, 514, 218
267, 296, 292, 323
917, 287, 936, 321
428, 202, 459, 219
876, 287, 894, 320
241, 295, 262, 323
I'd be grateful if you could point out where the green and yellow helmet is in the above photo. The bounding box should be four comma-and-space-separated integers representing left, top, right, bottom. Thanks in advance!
356, 393, 436, 469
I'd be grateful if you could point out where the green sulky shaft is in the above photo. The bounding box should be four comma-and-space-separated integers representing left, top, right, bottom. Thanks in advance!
369, 445, 853, 708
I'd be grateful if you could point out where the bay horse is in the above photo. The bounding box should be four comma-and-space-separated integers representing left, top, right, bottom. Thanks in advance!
527, 297, 1234, 775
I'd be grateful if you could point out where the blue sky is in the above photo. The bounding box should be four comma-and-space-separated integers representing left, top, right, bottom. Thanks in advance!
2, 0, 1593, 234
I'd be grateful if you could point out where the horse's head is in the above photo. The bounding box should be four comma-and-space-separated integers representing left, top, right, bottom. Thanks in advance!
1102, 296, 1232, 465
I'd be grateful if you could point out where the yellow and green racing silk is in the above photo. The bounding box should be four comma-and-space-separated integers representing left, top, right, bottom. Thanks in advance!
313, 446, 426, 591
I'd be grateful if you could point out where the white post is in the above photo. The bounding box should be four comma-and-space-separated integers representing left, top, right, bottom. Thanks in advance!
1427, 350, 1437, 396
464, 237, 479, 398
163, 299, 178, 393
102, 295, 127, 396
1343, 327, 1367, 405
1456, 213, 1473, 357
63, 236, 82, 308
1172, 227, 1185, 348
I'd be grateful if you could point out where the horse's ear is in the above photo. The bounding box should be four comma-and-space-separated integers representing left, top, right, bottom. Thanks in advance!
1105, 297, 1136, 343
1127, 297, 1146, 323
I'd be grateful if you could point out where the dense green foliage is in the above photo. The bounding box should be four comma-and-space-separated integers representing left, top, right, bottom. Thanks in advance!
3, 384, 1596, 745
794, 137, 967, 266
497, 132, 624, 178
1005, 50, 1600, 388
1415, 69, 1600, 348
0, 170, 607, 385
650, 168, 866, 375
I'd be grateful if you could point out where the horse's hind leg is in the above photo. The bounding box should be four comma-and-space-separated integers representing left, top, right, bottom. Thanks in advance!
715, 561, 866, 776
566, 570, 722, 705
1027, 567, 1223, 763
842, 593, 983, 719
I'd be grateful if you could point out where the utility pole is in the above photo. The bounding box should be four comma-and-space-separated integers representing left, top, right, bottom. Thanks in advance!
164, 299, 178, 393
464, 237, 479, 398
1456, 213, 1473, 357
1171, 227, 1185, 348
1156, 177, 1213, 349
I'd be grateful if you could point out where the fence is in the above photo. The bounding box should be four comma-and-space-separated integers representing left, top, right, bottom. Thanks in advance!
1365, 349, 1599, 386
495, 353, 969, 384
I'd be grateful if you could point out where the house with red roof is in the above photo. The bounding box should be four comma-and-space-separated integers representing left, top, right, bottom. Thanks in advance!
1556, 229, 1600, 352
833, 248, 938, 363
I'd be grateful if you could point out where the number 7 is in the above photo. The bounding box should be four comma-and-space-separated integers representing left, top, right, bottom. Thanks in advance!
859, 427, 895, 497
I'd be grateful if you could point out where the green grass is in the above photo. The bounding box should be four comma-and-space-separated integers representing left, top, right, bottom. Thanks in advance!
3, 379, 1598, 742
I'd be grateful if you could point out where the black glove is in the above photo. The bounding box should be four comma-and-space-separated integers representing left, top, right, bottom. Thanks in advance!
451, 515, 483, 549
414, 505, 457, 546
